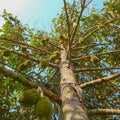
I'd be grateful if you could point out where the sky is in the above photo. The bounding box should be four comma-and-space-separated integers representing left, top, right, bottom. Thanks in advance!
0, 0, 106, 32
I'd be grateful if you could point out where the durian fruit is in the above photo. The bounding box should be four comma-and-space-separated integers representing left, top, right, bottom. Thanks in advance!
43, 37, 49, 42
41, 37, 49, 46
59, 35, 68, 44
79, 37, 84, 44
24, 60, 32, 66
60, 35, 67, 41
34, 96, 52, 120
19, 89, 40, 107
39, 59, 49, 69
55, 59, 60, 64
2, 49, 11, 56
90, 54, 99, 64
49, 51, 60, 63
18, 63, 26, 71
49, 54, 57, 61
54, 51, 60, 57
18, 60, 32, 71
59, 38, 64, 44
21, 46, 27, 52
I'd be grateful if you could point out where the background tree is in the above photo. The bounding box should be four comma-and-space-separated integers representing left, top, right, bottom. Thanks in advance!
0, 0, 120, 120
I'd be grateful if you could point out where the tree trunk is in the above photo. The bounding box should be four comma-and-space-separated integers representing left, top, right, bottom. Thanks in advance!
60, 46, 89, 120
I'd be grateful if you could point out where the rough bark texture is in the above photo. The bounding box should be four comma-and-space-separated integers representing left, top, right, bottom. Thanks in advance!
60, 46, 89, 120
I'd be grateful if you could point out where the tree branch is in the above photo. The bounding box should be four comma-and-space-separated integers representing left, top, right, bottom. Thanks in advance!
80, 72, 120, 89
68, 0, 86, 67
63, 0, 70, 40
70, 0, 76, 20
0, 65, 62, 105
70, 0, 86, 44
73, 17, 120, 48
89, 109, 120, 115
74, 67, 120, 72
48, 40, 61, 50
46, 70, 59, 84
63, 0, 71, 68
0, 61, 37, 81
72, 49, 120, 61
84, 0, 93, 8
0, 46, 59, 69
23, 28, 61, 50
83, 18, 119, 40
73, 43, 105, 51
0, 37, 51, 54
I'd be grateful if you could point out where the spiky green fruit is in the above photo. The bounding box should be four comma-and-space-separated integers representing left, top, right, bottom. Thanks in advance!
49, 54, 57, 61
39, 59, 49, 69
43, 37, 49, 42
18, 60, 32, 71
18, 63, 26, 71
24, 60, 32, 66
55, 59, 60, 64
41, 37, 49, 47
2, 49, 11, 56
21, 46, 27, 52
34, 96, 52, 120
60, 35, 67, 41
90, 55, 99, 64
19, 89, 40, 107
54, 51, 60, 57
79, 37, 84, 43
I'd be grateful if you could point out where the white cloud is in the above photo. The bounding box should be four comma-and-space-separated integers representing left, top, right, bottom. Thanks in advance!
0, 0, 28, 27
0, 0, 63, 31
0, 0, 27, 13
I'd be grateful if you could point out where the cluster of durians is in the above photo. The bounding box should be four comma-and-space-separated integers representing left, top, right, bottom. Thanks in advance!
19, 89, 52, 120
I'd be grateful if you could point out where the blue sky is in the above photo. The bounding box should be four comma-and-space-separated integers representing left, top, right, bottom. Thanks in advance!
0, 0, 106, 32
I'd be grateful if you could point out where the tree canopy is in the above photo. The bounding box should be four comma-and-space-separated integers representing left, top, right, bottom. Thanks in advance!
0, 0, 120, 120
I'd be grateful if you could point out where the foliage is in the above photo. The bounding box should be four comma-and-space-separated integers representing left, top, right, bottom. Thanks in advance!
0, 0, 120, 120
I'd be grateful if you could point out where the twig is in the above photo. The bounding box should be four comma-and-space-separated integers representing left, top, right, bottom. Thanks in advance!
84, 0, 93, 8
46, 70, 59, 84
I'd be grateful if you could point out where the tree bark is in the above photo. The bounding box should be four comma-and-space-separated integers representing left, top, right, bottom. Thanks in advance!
60, 46, 89, 120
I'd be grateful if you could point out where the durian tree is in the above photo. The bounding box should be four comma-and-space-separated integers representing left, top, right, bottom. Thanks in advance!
0, 0, 120, 120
